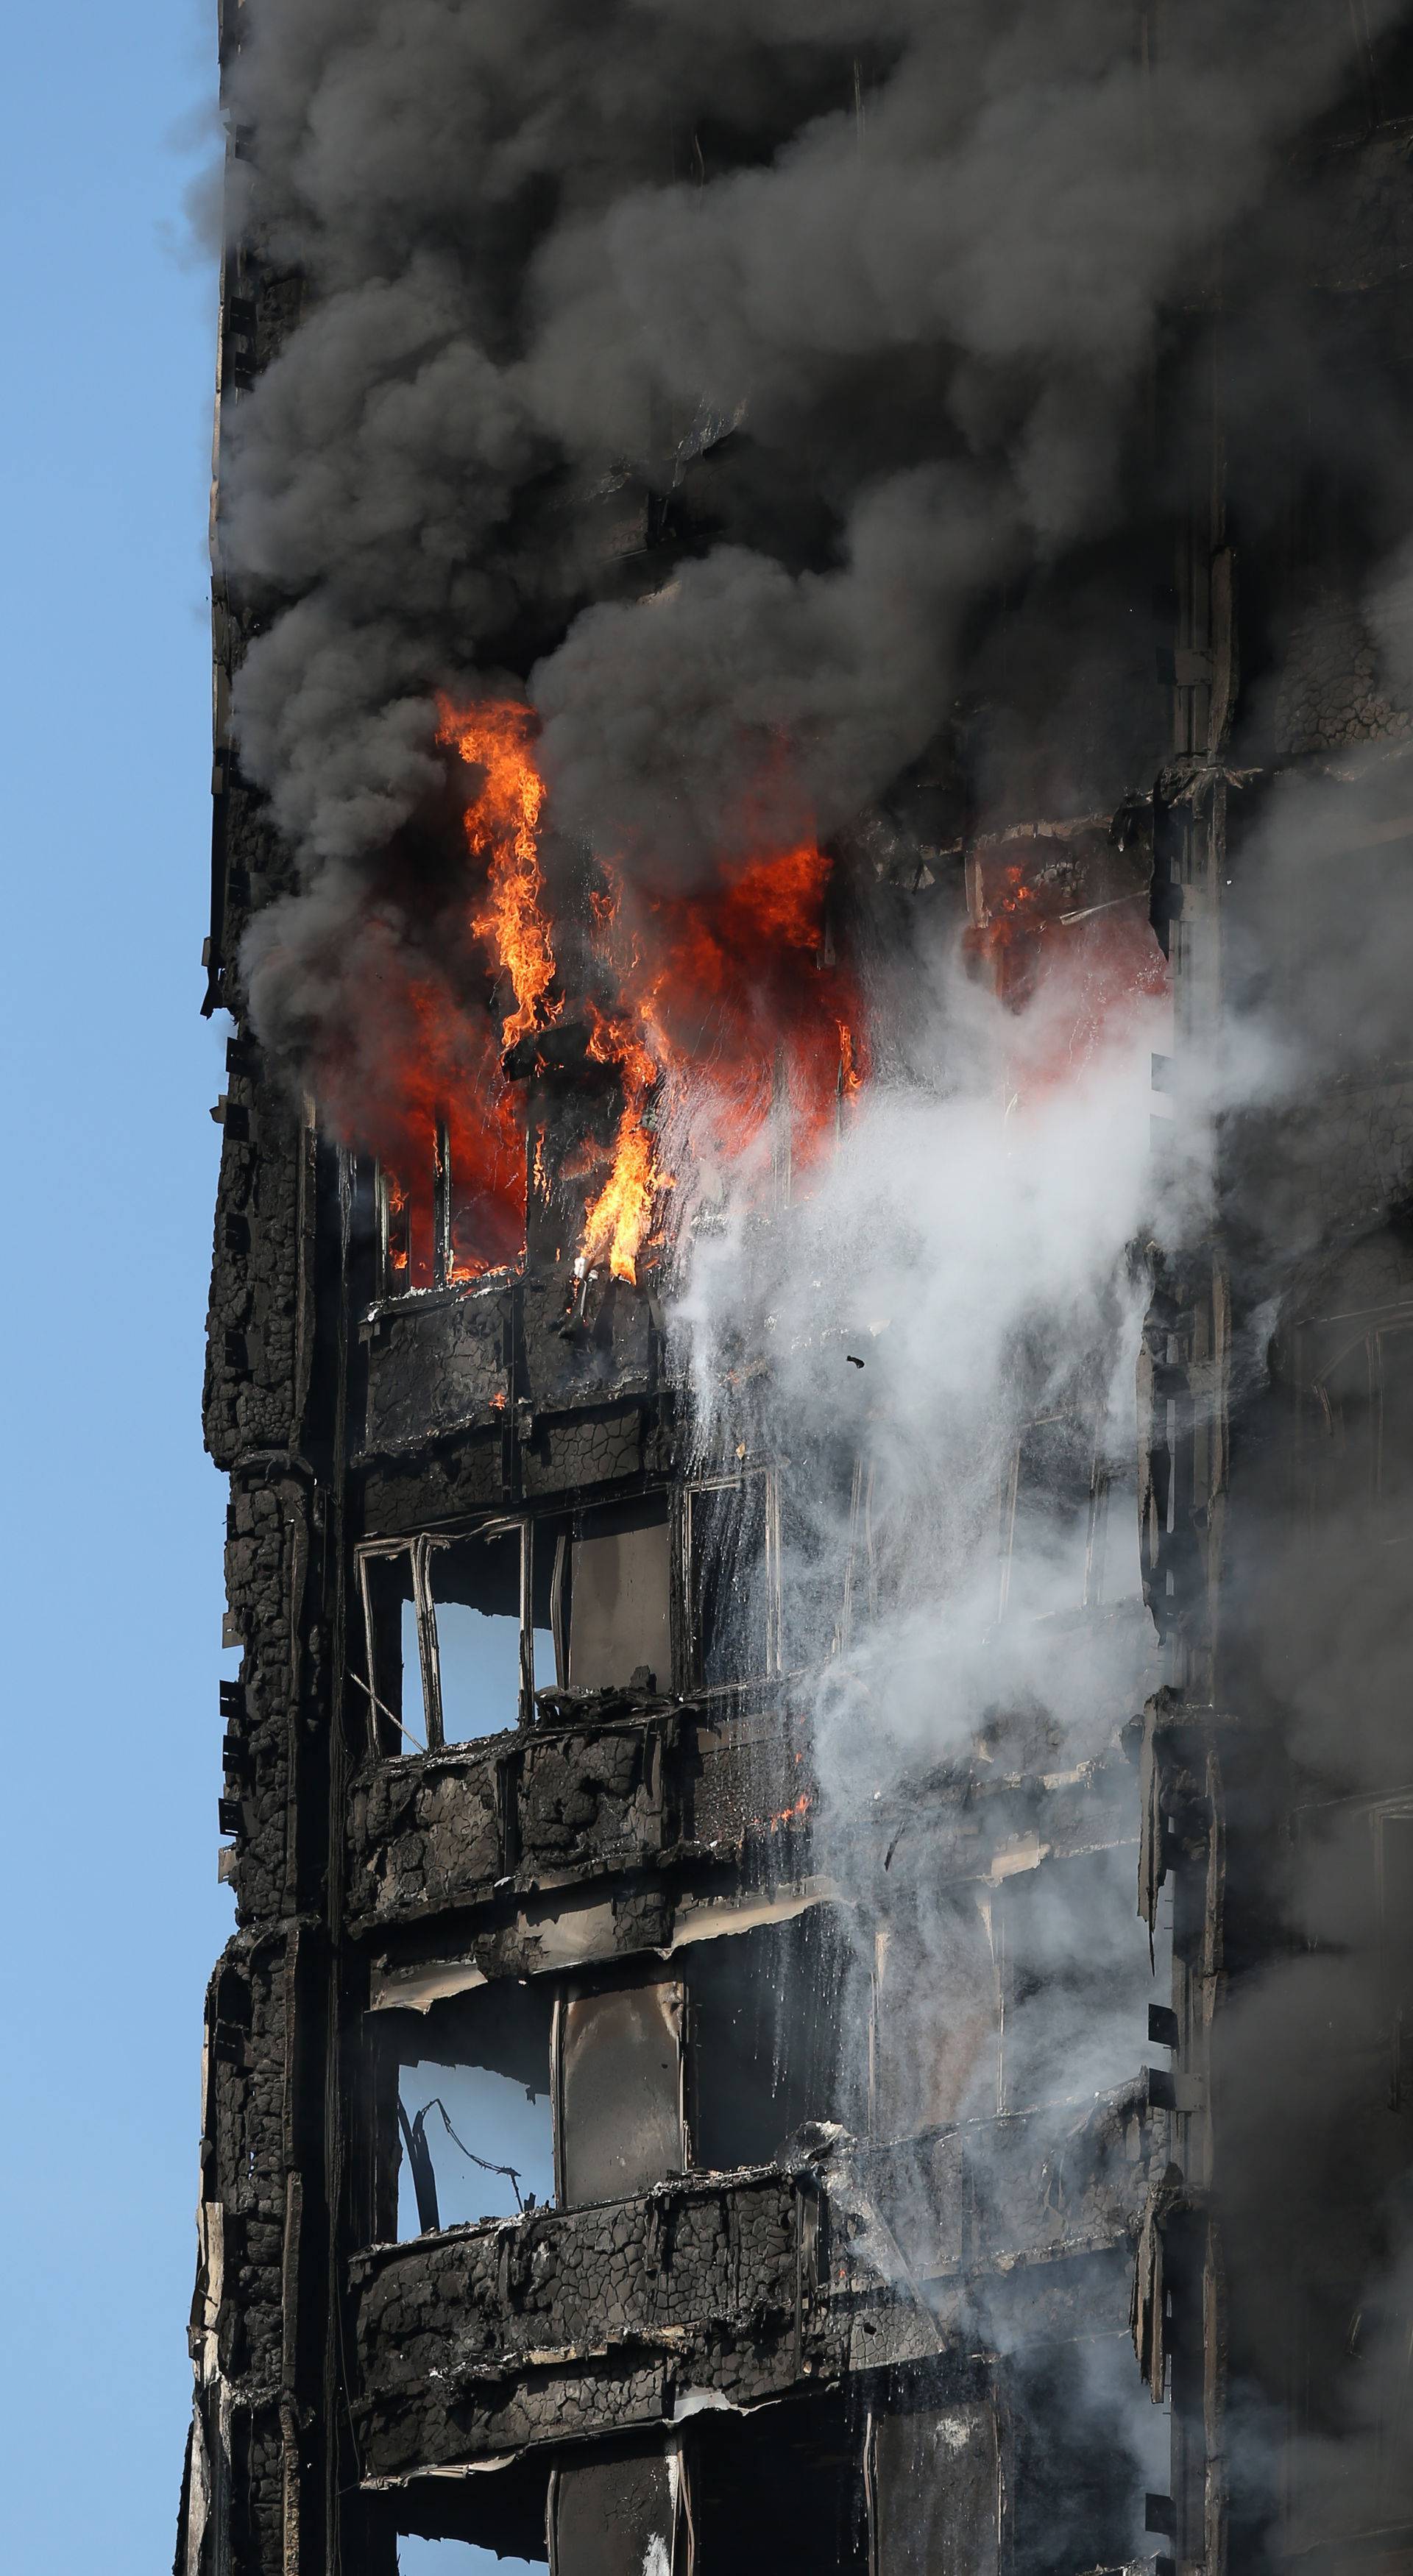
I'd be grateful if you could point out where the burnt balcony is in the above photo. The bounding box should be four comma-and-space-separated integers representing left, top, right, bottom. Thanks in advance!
347, 1693, 814, 1942
351, 2091, 1161, 2480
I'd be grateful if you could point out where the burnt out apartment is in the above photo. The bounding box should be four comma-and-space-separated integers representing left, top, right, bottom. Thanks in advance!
180, 9, 1413, 2576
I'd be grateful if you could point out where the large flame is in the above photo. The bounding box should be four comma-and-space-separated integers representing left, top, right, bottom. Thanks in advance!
436, 697, 557, 1048
576, 841, 863, 1281
428, 700, 864, 1287
322, 704, 1166, 1295
315, 955, 526, 1288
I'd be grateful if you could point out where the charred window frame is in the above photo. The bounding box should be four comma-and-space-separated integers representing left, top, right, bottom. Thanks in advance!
373, 1110, 521, 1299
355, 1517, 554, 1753
680, 1463, 784, 1694
998, 1411, 1138, 1618
373, 1911, 854, 2241
555, 1493, 673, 1696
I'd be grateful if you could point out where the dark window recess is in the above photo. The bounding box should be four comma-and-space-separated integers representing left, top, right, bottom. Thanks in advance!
1384, 1810, 1413, 2108
1307, 1314, 1413, 1540
393, 1984, 554, 2239
693, 2397, 866, 2575
1005, 2337, 1166, 2576
564, 1496, 670, 1693
688, 1911, 859, 2173
867, 2399, 1001, 2576
223, 296, 257, 389
555, 1984, 684, 2206
690, 1474, 774, 1688
549, 2448, 681, 2576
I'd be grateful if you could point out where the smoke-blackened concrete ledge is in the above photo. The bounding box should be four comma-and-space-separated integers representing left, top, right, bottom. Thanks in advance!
351, 2102, 1157, 2478
347, 1699, 815, 1939
362, 1283, 511, 1453
359, 1270, 669, 1462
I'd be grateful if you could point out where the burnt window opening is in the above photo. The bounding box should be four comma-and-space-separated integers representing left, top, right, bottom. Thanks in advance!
870, 1847, 1160, 2137
993, 1841, 1155, 2117
1293, 1791, 1413, 2088
1300, 1303, 1413, 1541
386, 2451, 550, 2576
691, 2398, 867, 2576
549, 1920, 856, 2205
866, 2396, 1002, 2576
357, 1522, 554, 1752
869, 1892, 1002, 2140
398, 2544, 545, 2576
374, 1110, 524, 1300
559, 1493, 672, 1695
999, 1413, 1141, 1621
685, 1466, 781, 1691
686, 1908, 862, 2172
553, 1981, 687, 2206
548, 2444, 686, 2576
389, 1985, 555, 2240
1005, 2338, 1169, 2576
381, 1911, 857, 2234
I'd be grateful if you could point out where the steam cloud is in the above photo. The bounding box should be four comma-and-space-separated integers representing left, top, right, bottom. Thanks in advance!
221, 0, 1413, 2555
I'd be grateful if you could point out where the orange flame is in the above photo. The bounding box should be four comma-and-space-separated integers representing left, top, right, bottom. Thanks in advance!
436, 697, 557, 1048
573, 841, 865, 1281
333, 696, 867, 1287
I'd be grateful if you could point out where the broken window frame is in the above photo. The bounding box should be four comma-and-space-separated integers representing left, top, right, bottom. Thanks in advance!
355, 1516, 545, 1753
372, 1108, 523, 1301
559, 1493, 673, 1696
679, 1462, 785, 1695
996, 1409, 1129, 1619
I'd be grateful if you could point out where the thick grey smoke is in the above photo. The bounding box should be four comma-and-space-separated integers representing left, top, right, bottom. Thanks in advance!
222, 0, 1407, 977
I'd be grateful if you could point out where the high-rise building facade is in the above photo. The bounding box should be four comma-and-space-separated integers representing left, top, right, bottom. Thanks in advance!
179, 10, 1413, 2574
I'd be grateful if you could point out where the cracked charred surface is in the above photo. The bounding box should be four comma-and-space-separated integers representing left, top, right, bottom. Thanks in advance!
347, 1699, 815, 1937
352, 2097, 1159, 2478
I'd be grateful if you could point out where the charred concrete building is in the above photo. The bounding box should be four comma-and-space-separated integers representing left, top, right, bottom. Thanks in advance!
181, 7, 1413, 2575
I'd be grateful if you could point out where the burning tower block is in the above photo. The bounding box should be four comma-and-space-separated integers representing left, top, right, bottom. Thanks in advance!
183, 8, 1413, 2576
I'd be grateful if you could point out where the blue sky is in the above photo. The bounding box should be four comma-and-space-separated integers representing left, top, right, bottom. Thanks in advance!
1, 4, 234, 2567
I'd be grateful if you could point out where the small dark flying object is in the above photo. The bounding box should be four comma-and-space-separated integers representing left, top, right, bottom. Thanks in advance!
846, 1354, 865, 1367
